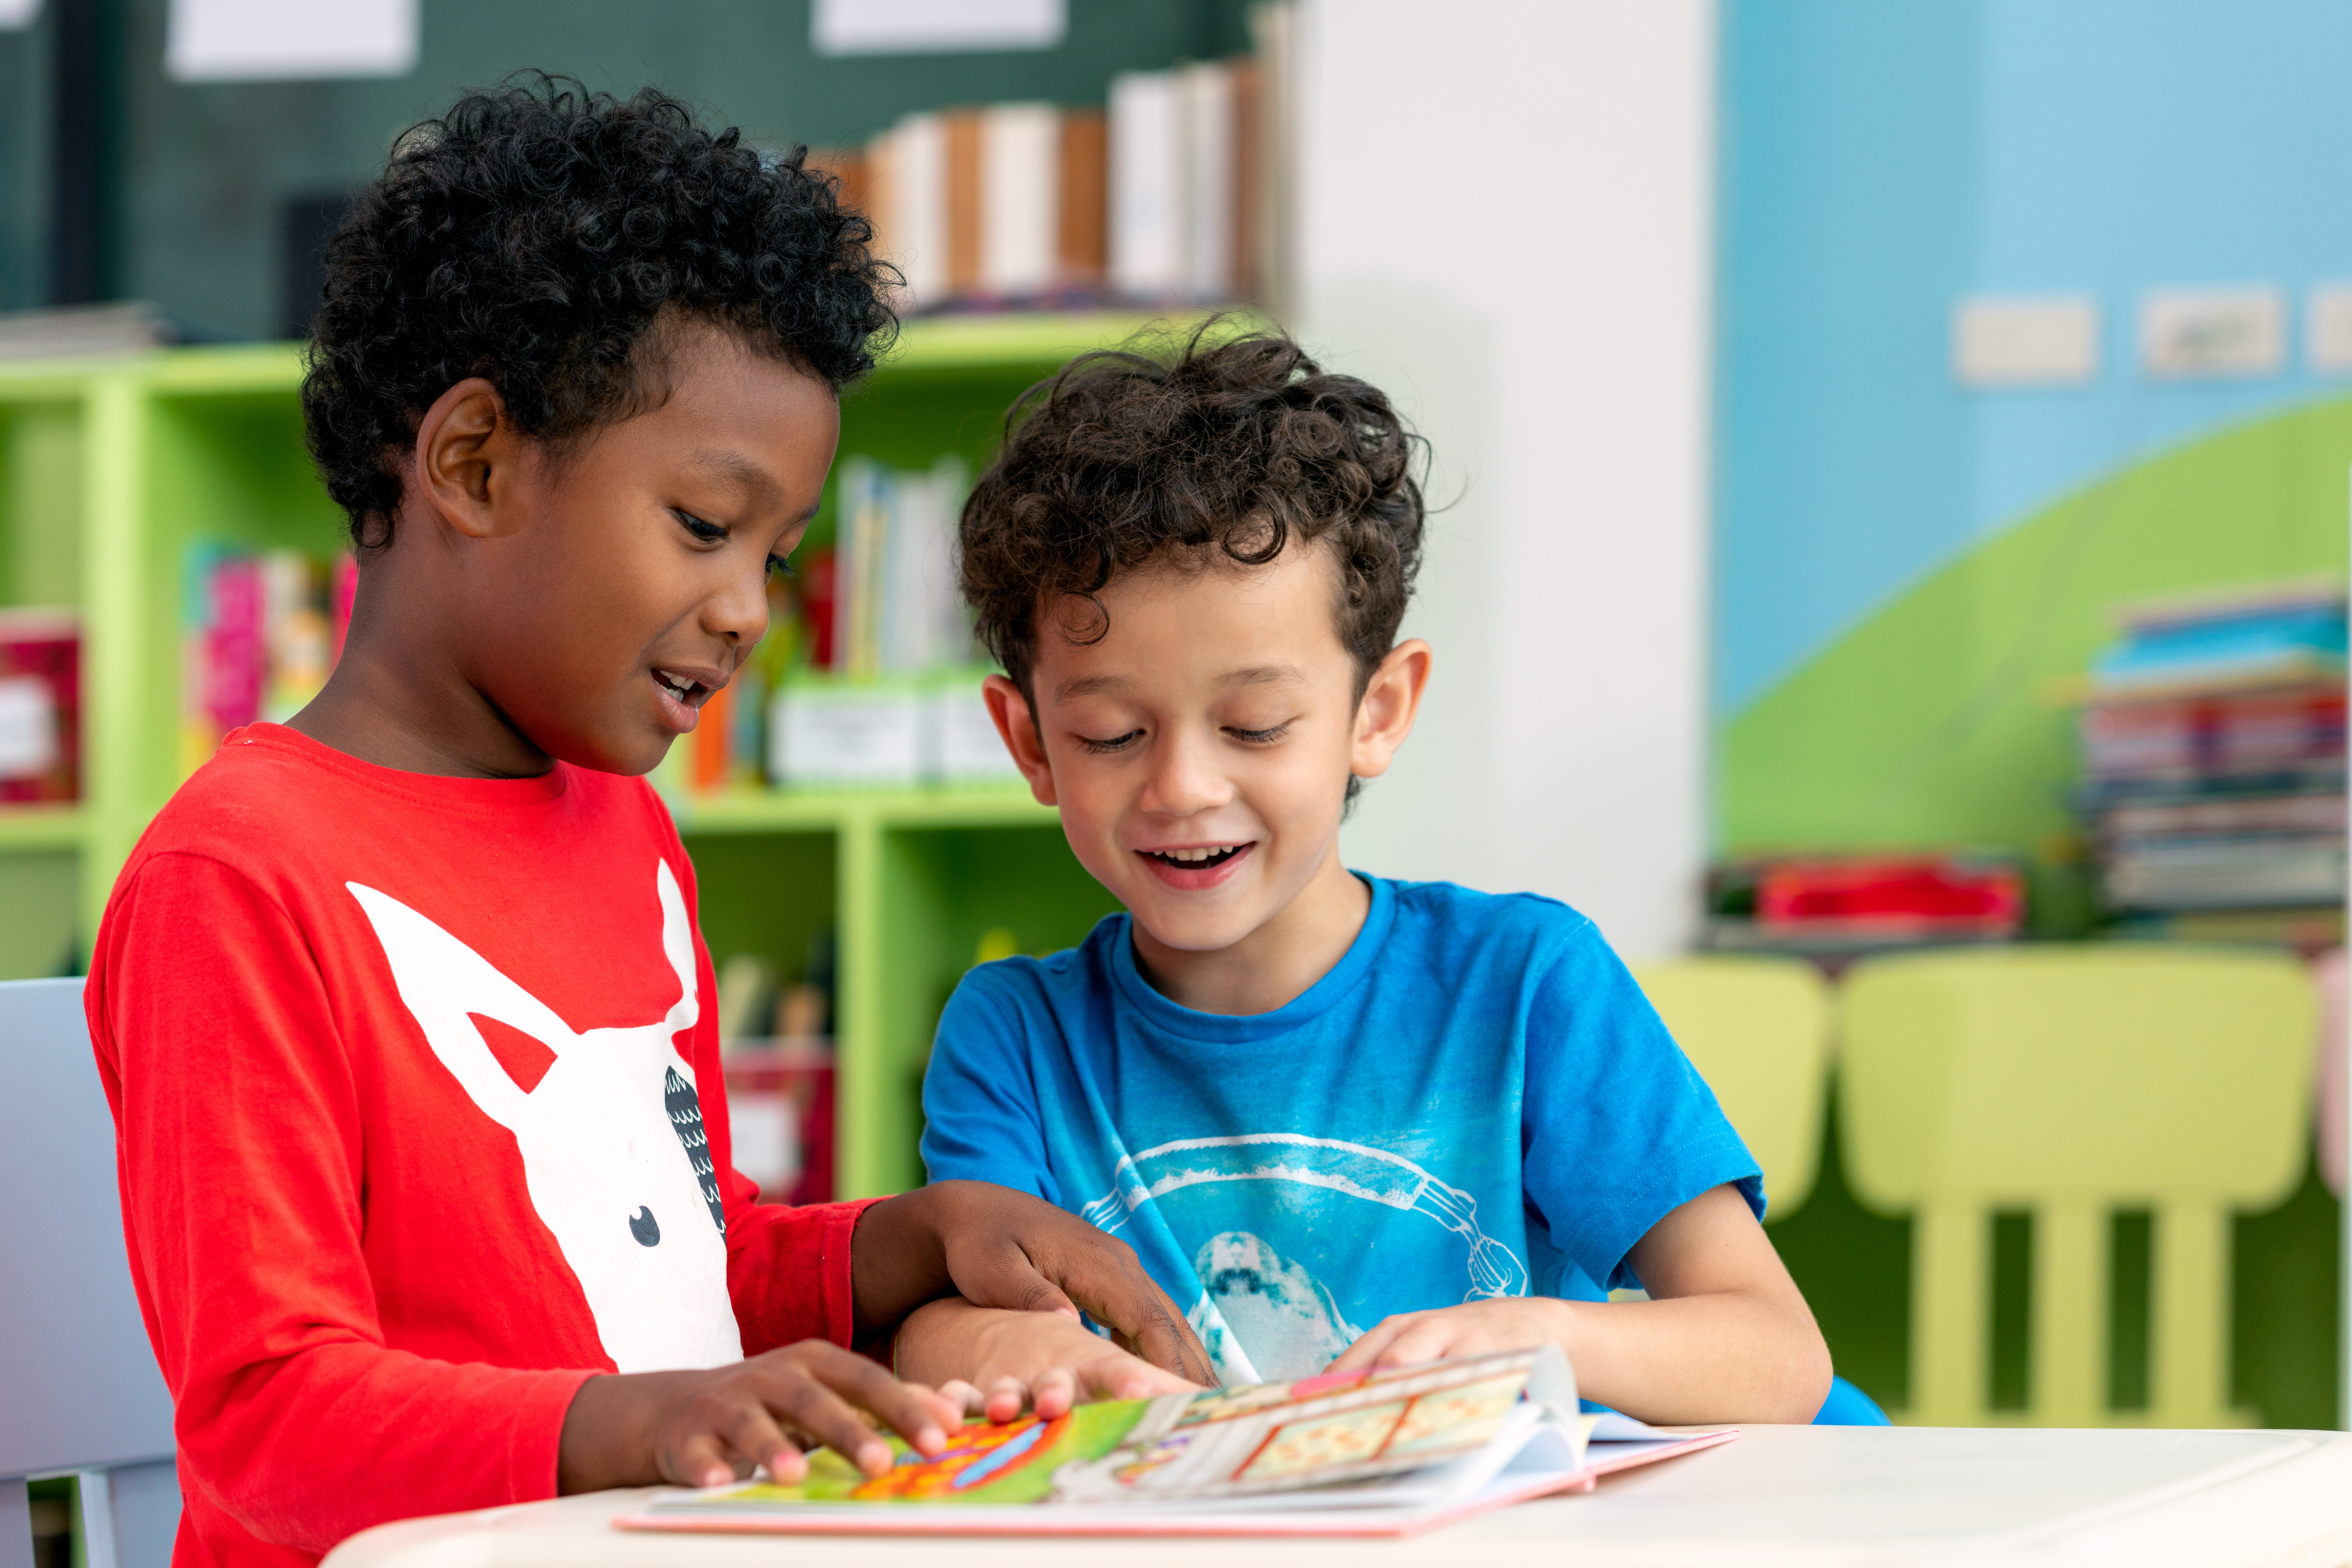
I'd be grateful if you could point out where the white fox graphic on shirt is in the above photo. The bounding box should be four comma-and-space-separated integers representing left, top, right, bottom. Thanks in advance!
347, 861, 743, 1373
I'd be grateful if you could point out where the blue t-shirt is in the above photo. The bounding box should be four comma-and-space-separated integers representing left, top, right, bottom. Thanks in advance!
920, 875, 1763, 1386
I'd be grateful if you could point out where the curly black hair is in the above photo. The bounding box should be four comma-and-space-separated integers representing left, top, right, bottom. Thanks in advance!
960, 324, 1427, 709
303, 74, 896, 543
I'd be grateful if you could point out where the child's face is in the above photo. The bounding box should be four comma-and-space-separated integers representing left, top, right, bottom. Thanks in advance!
988, 542, 1427, 964
412, 322, 838, 776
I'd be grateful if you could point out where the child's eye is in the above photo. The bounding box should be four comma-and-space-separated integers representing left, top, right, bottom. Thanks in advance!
766, 552, 795, 579
1226, 722, 1294, 744
673, 509, 726, 544
1076, 729, 1144, 755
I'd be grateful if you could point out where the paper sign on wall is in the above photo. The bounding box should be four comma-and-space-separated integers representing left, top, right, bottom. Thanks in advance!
167, 0, 417, 82
1952, 296, 2099, 387
2306, 285, 2352, 375
2140, 287, 2285, 380
812, 0, 1063, 57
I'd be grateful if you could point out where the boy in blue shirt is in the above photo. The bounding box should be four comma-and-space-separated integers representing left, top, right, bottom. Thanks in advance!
923, 329, 1849, 1423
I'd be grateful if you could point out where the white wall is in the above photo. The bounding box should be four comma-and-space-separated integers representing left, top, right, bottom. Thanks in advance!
1300, 0, 1714, 958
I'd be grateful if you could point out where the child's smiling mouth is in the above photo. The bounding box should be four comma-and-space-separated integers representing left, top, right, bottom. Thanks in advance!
1136, 842, 1254, 889
652, 666, 721, 732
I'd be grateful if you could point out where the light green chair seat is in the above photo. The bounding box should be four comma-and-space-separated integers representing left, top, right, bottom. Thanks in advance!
1840, 946, 2313, 1427
1632, 955, 1831, 1220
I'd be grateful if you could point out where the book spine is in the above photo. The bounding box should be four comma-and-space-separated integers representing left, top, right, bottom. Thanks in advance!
943, 108, 986, 301
1180, 61, 1234, 302
1056, 109, 1108, 287
981, 103, 1060, 299
1110, 70, 1185, 299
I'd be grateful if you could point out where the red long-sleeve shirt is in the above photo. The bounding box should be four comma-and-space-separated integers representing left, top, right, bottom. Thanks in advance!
86, 724, 867, 1567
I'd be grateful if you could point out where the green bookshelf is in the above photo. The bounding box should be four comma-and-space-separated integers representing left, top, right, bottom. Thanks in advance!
0, 312, 1186, 1196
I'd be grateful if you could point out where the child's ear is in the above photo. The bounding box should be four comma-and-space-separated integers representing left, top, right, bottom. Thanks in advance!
1350, 639, 1432, 783
412, 377, 521, 541
983, 674, 1058, 806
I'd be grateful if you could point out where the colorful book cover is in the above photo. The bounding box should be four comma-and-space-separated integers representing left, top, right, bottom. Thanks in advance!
623, 1347, 1735, 1538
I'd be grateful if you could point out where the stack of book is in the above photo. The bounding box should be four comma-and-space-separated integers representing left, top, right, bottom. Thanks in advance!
0, 608, 79, 803
180, 545, 355, 769
823, 14, 1292, 315
2077, 582, 2347, 944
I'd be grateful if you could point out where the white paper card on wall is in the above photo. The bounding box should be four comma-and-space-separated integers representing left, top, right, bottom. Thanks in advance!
812, 0, 1063, 56
2140, 287, 2286, 380
167, 0, 416, 82
1952, 296, 2099, 387
0, 0, 43, 31
0, 675, 59, 780
2306, 285, 2352, 374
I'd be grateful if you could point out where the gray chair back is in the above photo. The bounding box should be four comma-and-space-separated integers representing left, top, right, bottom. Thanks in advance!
0, 978, 179, 1568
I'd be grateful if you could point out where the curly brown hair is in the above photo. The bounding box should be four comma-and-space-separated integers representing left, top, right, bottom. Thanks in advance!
959, 325, 1427, 708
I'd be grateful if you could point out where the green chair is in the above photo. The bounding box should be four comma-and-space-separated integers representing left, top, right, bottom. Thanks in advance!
1840, 946, 2312, 1427
1632, 955, 1831, 1220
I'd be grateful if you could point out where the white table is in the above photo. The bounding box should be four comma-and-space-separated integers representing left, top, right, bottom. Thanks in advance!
323, 1424, 2352, 1568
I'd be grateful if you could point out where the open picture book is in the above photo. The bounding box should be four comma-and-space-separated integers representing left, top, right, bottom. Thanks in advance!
620, 1345, 1736, 1539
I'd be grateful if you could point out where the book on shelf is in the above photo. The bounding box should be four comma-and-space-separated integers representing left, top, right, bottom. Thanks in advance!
836, 26, 1282, 315
2074, 582, 2347, 924
1704, 853, 2026, 952
0, 607, 79, 803
180, 545, 355, 770
619, 1345, 1733, 1539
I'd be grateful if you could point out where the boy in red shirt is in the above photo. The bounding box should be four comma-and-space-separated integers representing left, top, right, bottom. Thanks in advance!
86, 79, 1207, 1568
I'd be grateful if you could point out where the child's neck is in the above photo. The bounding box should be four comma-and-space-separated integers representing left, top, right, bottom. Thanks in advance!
1129, 847, 1371, 1017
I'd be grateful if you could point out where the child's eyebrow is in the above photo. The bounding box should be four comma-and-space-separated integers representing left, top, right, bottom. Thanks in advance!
1053, 665, 1307, 702
1217, 664, 1309, 688
684, 449, 783, 504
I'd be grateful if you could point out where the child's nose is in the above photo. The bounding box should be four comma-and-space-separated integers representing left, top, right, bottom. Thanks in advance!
707, 567, 771, 648
1139, 728, 1234, 816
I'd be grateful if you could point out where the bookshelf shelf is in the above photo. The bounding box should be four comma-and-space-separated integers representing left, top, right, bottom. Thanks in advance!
0, 318, 1145, 1195
0, 803, 85, 851
671, 782, 1055, 834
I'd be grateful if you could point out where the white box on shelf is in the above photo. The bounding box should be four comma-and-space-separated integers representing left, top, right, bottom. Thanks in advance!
924, 677, 1024, 784
769, 682, 922, 787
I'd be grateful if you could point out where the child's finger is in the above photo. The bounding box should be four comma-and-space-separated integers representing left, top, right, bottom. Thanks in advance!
1084, 1353, 1198, 1402
1026, 1366, 1079, 1419
900, 1379, 965, 1436
1326, 1316, 1415, 1373
766, 1344, 949, 1465
984, 1375, 1028, 1423
1051, 1268, 1217, 1387
668, 1425, 767, 1490
762, 1376, 897, 1476
709, 1399, 807, 1485
1366, 1318, 1457, 1368
937, 1379, 987, 1417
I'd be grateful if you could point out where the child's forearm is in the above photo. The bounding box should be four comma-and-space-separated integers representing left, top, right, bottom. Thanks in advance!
1545, 1293, 1832, 1425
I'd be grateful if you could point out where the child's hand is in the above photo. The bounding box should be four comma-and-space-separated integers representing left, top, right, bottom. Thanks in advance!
556, 1339, 963, 1494
896, 1297, 1202, 1423
1322, 1298, 1577, 1374
852, 1180, 1217, 1385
